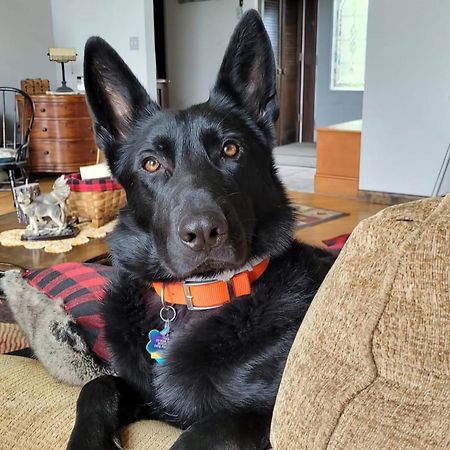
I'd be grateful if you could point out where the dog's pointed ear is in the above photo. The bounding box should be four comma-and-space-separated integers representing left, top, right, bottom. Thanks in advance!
212, 10, 278, 122
84, 36, 159, 147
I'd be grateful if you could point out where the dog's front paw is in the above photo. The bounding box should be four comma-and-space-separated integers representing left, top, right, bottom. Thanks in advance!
66, 438, 122, 450
66, 429, 122, 450
169, 425, 229, 450
169, 414, 270, 450
169, 431, 202, 450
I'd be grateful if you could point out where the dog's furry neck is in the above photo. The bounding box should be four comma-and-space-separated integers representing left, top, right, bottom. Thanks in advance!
184, 256, 267, 282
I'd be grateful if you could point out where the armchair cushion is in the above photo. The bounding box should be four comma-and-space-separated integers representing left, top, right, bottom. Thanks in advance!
0, 355, 181, 449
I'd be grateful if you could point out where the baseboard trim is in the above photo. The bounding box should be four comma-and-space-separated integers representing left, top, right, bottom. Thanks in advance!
358, 190, 425, 205
315, 174, 359, 198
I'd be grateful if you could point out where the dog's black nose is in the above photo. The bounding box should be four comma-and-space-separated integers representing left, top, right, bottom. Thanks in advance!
178, 211, 228, 251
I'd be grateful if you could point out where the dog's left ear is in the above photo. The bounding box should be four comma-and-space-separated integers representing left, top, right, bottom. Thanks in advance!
212, 10, 278, 122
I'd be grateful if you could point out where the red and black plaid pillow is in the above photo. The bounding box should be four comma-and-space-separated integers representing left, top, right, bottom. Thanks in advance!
66, 173, 123, 192
24, 263, 112, 362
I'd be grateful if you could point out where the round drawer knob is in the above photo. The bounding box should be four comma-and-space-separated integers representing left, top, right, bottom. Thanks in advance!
90, 149, 96, 154
44, 151, 50, 155
40, 107, 46, 113
42, 127, 48, 132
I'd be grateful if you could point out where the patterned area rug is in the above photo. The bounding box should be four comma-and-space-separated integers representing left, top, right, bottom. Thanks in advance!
0, 300, 30, 355
295, 204, 348, 228
322, 234, 350, 257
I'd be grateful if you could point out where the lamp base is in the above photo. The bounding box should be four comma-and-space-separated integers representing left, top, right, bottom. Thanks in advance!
56, 83, 74, 93
56, 62, 73, 92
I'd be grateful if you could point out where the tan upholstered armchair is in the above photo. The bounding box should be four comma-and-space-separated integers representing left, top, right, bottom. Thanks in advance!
1, 195, 449, 449
272, 194, 450, 449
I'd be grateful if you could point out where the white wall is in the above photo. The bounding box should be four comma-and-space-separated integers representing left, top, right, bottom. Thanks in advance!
50, 0, 157, 98
165, 0, 259, 110
360, 0, 450, 196
315, 0, 363, 128
0, 0, 56, 89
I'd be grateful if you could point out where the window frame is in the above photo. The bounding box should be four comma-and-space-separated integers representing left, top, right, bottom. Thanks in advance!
330, 0, 369, 92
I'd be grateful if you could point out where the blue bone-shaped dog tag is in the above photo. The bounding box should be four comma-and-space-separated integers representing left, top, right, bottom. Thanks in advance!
146, 323, 170, 364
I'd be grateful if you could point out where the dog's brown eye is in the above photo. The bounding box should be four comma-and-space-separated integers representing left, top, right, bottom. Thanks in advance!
222, 142, 239, 158
143, 158, 161, 173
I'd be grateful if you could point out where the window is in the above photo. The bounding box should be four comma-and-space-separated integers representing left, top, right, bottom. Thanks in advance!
331, 0, 369, 91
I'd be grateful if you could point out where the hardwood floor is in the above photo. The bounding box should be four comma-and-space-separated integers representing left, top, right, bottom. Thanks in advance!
0, 191, 14, 216
0, 178, 387, 251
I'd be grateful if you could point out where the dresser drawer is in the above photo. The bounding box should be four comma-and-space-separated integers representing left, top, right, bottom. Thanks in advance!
31, 118, 94, 140
30, 140, 97, 172
33, 102, 89, 119
19, 96, 91, 119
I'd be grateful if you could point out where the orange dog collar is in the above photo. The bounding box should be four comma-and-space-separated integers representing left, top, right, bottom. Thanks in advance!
152, 258, 270, 310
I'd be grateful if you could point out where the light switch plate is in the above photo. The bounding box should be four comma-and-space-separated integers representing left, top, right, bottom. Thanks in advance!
129, 36, 139, 50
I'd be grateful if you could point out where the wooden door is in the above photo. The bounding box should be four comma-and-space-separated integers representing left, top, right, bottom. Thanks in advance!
264, 0, 301, 145
264, 0, 318, 144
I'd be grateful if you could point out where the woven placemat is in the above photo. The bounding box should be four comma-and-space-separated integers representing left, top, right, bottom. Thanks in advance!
0, 220, 116, 253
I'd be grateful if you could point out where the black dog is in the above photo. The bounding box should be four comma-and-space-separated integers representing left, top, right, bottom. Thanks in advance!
67, 10, 334, 450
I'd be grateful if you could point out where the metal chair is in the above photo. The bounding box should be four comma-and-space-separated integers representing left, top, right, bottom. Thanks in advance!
0, 87, 34, 204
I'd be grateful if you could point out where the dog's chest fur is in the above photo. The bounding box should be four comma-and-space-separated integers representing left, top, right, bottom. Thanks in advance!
102, 242, 333, 429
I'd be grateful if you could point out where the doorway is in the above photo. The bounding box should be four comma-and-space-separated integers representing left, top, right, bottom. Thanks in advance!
153, 0, 170, 108
263, 0, 318, 145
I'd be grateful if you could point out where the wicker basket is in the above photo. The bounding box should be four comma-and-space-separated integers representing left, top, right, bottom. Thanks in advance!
65, 173, 126, 227
67, 189, 126, 228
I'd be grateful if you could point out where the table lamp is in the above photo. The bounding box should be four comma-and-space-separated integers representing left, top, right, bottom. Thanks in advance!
48, 48, 77, 92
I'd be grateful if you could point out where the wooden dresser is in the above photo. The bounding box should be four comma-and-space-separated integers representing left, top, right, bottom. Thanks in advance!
18, 94, 97, 173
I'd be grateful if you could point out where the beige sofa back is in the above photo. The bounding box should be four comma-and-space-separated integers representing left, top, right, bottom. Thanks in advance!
272, 195, 450, 449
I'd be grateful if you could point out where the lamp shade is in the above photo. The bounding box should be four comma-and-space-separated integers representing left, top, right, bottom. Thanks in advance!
48, 48, 77, 63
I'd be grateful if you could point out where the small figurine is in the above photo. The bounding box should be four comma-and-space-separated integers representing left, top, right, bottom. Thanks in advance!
17, 176, 78, 240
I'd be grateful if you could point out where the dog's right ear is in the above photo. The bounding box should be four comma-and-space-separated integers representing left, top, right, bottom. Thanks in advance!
84, 37, 159, 148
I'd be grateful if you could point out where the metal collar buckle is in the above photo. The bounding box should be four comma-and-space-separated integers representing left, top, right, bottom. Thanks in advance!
182, 279, 234, 311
